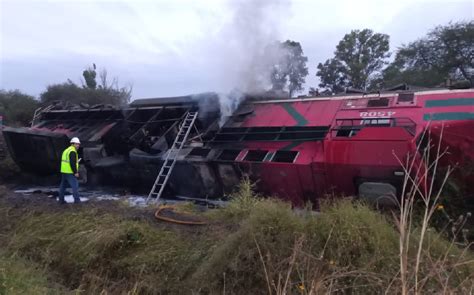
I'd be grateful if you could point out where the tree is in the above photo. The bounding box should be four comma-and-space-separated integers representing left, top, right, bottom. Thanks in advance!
316, 29, 390, 93
82, 63, 97, 89
269, 40, 309, 97
40, 82, 85, 105
0, 90, 39, 126
315, 59, 346, 93
40, 64, 132, 106
384, 21, 473, 87
308, 87, 319, 96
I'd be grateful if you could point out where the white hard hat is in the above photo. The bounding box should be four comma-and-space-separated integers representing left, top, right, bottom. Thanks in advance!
70, 137, 81, 144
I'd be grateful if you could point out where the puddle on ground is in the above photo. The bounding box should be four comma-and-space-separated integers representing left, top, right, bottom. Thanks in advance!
13, 186, 227, 208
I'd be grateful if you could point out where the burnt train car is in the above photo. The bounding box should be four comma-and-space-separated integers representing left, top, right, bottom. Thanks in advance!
3, 87, 473, 205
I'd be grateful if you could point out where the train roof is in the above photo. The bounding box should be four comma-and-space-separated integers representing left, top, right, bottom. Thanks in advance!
129, 86, 474, 108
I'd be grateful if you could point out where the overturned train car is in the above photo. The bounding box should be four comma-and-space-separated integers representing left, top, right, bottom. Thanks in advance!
3, 88, 474, 205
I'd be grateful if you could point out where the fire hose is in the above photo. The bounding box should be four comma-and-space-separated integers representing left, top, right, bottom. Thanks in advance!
154, 205, 206, 225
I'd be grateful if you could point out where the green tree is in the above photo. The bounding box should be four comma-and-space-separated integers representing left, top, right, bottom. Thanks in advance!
384, 21, 473, 87
308, 87, 319, 96
40, 82, 84, 105
270, 40, 309, 97
0, 90, 39, 126
82, 63, 97, 89
316, 29, 390, 93
40, 65, 131, 106
315, 59, 346, 93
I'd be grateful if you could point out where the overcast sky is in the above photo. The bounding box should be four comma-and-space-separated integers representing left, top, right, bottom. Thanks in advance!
1, 0, 472, 100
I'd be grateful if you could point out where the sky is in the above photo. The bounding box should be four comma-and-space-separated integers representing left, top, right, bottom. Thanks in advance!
0, 0, 473, 100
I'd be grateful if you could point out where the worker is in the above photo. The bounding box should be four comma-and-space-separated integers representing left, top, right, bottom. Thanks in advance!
58, 137, 81, 204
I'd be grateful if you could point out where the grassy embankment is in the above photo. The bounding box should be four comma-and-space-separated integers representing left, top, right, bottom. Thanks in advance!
0, 179, 472, 294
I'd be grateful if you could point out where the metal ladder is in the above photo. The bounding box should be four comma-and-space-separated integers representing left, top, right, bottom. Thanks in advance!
31, 105, 54, 127
146, 111, 198, 203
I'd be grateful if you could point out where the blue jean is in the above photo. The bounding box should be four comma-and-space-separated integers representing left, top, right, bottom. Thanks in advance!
58, 173, 80, 203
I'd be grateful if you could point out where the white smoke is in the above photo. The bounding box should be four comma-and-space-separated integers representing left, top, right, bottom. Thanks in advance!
217, 89, 244, 126
211, 0, 291, 126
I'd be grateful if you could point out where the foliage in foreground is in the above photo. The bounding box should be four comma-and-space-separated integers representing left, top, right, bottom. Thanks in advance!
0, 181, 472, 294
0, 252, 65, 295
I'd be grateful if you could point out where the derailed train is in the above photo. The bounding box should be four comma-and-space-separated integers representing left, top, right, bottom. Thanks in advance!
3, 87, 474, 205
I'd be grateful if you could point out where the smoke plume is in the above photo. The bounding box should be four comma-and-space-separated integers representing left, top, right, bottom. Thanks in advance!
212, 0, 290, 126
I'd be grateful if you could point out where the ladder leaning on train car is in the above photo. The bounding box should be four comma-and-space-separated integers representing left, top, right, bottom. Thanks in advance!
146, 111, 199, 203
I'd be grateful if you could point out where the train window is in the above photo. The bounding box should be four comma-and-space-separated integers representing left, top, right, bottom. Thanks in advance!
367, 97, 390, 107
361, 119, 391, 126
243, 150, 268, 162
217, 149, 241, 161
271, 151, 298, 163
397, 92, 415, 104
336, 128, 358, 137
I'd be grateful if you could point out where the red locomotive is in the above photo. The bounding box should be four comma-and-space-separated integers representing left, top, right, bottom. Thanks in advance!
3, 87, 473, 205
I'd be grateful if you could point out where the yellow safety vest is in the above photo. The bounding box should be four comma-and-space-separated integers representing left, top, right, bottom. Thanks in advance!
60, 146, 78, 174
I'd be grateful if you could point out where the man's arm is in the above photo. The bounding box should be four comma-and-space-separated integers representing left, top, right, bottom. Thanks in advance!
69, 151, 78, 174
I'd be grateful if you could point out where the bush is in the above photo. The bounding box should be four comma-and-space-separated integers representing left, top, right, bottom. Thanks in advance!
40, 81, 131, 107
208, 177, 262, 222
0, 89, 39, 127
195, 199, 401, 294
196, 195, 472, 294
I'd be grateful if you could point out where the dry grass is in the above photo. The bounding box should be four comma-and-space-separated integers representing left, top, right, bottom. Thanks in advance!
6, 209, 211, 294
0, 251, 67, 295
392, 125, 474, 294
194, 182, 472, 294
0, 175, 472, 294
